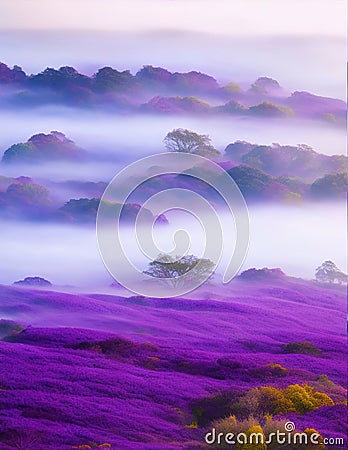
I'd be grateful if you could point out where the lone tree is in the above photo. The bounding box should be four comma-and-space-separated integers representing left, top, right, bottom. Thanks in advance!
164, 128, 220, 158
144, 253, 215, 288
315, 260, 347, 284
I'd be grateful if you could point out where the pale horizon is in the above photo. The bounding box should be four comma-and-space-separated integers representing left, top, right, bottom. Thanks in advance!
1, 0, 345, 38
0, 1, 346, 99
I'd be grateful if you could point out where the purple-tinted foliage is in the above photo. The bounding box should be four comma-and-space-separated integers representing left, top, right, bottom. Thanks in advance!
0, 62, 345, 124
13, 276, 52, 287
141, 96, 211, 114
284, 91, 346, 118
238, 267, 286, 281
224, 141, 347, 181
0, 275, 346, 448
278, 405, 347, 445
0, 62, 26, 84
2, 131, 87, 164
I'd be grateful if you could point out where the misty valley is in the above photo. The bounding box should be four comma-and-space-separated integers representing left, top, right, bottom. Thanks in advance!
0, 82, 346, 287
0, 40, 346, 450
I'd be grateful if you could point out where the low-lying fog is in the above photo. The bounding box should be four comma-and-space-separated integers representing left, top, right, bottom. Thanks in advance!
0, 203, 346, 289
0, 110, 345, 182
0, 109, 346, 291
1, 1, 345, 295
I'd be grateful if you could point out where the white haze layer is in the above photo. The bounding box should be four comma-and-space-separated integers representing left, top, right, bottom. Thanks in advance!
0, 108, 346, 289
0, 203, 346, 288
0, 110, 345, 183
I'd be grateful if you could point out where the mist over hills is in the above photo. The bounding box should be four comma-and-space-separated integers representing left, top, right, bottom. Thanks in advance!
0, 62, 346, 124
1, 131, 87, 164
224, 141, 347, 181
0, 130, 346, 222
0, 4, 346, 448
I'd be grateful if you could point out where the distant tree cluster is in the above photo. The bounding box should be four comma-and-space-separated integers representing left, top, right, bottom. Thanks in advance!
224, 140, 347, 181
2, 131, 86, 164
0, 62, 346, 126
311, 172, 347, 198
282, 341, 322, 357
315, 261, 346, 284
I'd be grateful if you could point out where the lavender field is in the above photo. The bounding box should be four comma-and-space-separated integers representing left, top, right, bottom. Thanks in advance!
0, 272, 346, 449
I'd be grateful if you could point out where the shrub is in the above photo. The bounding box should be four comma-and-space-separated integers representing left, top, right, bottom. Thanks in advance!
262, 414, 290, 436
211, 415, 326, 450
231, 384, 334, 418
262, 415, 297, 450
142, 356, 160, 370
247, 363, 288, 381
267, 363, 288, 376
72, 337, 158, 359
240, 386, 294, 417
211, 416, 259, 449
214, 415, 258, 435
191, 390, 240, 427
0, 319, 25, 339
210, 414, 327, 450
236, 425, 267, 450
313, 374, 347, 405
284, 384, 333, 413
316, 374, 335, 387
294, 428, 325, 450
265, 420, 325, 450
281, 341, 322, 357
194, 382, 336, 429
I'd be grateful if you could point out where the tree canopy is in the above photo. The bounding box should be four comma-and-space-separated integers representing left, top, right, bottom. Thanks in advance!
311, 172, 347, 198
164, 128, 220, 158
144, 253, 215, 287
315, 260, 346, 284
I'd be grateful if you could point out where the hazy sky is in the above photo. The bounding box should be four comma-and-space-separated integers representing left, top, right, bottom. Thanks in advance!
0, 0, 346, 97
1, 0, 345, 36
